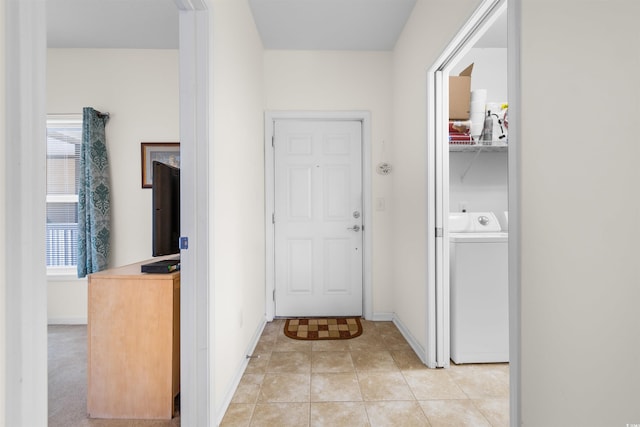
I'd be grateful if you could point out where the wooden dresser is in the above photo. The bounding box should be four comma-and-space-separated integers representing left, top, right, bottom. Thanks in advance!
87, 258, 180, 419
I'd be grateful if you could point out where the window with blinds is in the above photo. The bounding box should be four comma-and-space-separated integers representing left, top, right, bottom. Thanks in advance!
46, 116, 82, 272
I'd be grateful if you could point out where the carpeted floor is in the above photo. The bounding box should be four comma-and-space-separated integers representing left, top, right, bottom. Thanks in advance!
48, 325, 180, 427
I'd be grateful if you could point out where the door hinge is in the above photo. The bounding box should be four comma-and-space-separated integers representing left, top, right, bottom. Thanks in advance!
271, 135, 275, 148
435, 228, 443, 238
272, 213, 275, 224
272, 289, 275, 301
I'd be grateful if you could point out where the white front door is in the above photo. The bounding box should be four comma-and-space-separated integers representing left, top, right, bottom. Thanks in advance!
274, 120, 363, 317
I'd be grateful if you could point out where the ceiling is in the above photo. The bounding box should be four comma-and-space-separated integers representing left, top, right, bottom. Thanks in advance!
47, 0, 505, 50
47, 0, 179, 49
248, 0, 417, 50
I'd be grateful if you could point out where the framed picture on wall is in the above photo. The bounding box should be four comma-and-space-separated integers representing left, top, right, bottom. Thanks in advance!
141, 142, 180, 188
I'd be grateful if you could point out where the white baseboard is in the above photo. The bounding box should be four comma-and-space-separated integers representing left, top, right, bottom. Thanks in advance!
392, 314, 428, 366
215, 317, 267, 426
369, 312, 394, 321
48, 317, 87, 325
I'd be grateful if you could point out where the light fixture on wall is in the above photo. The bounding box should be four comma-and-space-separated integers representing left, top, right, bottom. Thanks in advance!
377, 162, 392, 175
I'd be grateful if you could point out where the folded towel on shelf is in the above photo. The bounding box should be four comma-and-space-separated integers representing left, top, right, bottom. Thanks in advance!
449, 121, 473, 144
450, 120, 472, 134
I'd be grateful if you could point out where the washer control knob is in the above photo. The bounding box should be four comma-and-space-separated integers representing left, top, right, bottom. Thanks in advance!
478, 215, 490, 226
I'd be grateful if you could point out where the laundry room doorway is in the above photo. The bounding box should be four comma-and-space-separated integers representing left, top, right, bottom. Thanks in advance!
447, 5, 509, 367
425, 0, 521, 423
425, 0, 508, 367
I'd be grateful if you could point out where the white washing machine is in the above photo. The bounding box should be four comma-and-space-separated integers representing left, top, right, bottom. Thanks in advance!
449, 212, 509, 364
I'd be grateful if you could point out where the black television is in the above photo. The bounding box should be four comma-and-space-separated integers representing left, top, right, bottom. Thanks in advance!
152, 161, 180, 257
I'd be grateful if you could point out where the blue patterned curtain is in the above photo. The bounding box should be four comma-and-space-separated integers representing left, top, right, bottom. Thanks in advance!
77, 107, 111, 278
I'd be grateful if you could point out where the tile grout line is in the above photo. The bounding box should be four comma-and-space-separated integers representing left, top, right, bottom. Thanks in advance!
444, 367, 474, 400
468, 397, 497, 427
350, 351, 373, 426
307, 356, 311, 427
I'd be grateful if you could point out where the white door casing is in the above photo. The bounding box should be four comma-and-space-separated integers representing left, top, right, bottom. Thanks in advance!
426, 0, 507, 369
274, 120, 363, 317
5, 1, 211, 426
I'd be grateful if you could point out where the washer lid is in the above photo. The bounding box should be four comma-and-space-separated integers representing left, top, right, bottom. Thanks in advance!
449, 212, 502, 232
449, 212, 471, 232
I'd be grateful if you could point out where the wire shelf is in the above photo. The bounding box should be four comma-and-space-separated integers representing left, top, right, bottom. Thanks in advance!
449, 143, 508, 152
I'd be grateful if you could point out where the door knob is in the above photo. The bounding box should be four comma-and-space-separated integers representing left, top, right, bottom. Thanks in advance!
347, 225, 361, 232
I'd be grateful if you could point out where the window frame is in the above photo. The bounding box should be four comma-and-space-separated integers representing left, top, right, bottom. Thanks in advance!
46, 114, 82, 277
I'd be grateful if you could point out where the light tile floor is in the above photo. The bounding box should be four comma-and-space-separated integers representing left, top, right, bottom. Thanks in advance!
220, 319, 509, 426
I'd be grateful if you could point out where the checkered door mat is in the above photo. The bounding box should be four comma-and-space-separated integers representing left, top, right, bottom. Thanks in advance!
283, 317, 363, 340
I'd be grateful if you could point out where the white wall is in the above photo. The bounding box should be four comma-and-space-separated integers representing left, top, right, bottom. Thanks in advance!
452, 47, 508, 104
0, 0, 6, 421
391, 0, 482, 351
519, 0, 640, 424
210, 1, 266, 420
264, 50, 394, 317
449, 151, 508, 215
46, 49, 179, 323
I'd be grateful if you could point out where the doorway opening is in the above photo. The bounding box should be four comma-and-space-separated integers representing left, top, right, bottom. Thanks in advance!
5, 2, 211, 426
447, 6, 508, 367
425, 0, 520, 423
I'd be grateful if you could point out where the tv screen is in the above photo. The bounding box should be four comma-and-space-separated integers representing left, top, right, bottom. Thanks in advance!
152, 161, 180, 257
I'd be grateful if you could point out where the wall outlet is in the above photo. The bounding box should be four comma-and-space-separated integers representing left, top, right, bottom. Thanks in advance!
376, 197, 386, 211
